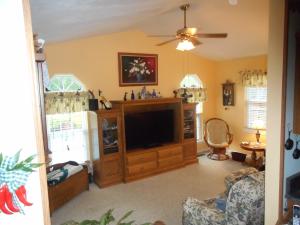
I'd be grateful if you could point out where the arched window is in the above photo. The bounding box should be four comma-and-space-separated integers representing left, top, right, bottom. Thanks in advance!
47, 74, 86, 92
46, 74, 91, 164
180, 74, 204, 142
180, 74, 203, 89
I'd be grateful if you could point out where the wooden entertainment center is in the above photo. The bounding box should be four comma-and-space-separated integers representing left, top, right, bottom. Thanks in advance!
93, 98, 197, 187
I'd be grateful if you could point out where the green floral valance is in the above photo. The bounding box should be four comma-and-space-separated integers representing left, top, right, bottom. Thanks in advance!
241, 69, 267, 87
45, 92, 89, 114
178, 87, 207, 103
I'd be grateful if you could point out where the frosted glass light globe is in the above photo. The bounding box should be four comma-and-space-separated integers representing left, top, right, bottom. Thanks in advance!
229, 0, 238, 5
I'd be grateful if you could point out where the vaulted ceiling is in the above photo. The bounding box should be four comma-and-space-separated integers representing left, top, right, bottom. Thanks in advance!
30, 0, 269, 60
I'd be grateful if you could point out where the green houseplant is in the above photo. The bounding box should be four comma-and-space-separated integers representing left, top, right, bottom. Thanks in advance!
60, 209, 152, 225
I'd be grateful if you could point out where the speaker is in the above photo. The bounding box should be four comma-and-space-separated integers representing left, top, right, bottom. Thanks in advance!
88, 99, 98, 111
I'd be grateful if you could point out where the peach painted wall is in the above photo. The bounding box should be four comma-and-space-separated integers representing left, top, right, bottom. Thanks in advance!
215, 55, 268, 152
45, 30, 218, 127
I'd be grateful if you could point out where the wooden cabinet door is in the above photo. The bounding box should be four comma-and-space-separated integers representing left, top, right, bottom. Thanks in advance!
100, 157, 122, 186
183, 103, 197, 140
94, 110, 123, 187
98, 111, 122, 157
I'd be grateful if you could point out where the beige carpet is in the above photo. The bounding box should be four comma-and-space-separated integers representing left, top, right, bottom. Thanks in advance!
51, 156, 246, 225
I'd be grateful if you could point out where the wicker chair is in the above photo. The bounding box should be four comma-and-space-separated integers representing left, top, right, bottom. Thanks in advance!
204, 118, 233, 160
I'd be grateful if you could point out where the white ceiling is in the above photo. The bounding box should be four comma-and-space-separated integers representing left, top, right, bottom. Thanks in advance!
30, 0, 269, 60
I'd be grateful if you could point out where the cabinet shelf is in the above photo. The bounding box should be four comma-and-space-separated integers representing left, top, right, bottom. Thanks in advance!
103, 147, 119, 155
103, 127, 118, 131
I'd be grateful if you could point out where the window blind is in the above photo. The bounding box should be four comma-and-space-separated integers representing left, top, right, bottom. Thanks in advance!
196, 103, 203, 142
46, 111, 89, 164
246, 87, 267, 129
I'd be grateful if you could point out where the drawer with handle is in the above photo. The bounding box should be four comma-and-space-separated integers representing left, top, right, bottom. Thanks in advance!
127, 161, 157, 175
158, 154, 183, 169
158, 146, 182, 159
126, 152, 157, 166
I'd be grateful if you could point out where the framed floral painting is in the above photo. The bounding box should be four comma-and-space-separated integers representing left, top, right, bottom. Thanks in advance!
118, 52, 158, 86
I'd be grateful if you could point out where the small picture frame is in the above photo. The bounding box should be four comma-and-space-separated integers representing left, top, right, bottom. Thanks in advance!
118, 52, 158, 86
222, 81, 235, 106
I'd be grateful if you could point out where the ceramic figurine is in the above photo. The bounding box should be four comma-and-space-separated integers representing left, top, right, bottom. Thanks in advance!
99, 96, 112, 110
141, 86, 146, 99
98, 90, 112, 110
123, 92, 128, 101
181, 89, 191, 103
146, 91, 151, 99
173, 90, 178, 98
152, 89, 157, 97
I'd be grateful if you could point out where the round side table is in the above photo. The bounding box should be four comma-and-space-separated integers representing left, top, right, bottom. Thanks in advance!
240, 142, 266, 167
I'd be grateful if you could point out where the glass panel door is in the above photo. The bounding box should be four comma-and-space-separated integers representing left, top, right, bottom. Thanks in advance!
184, 110, 195, 139
102, 117, 119, 154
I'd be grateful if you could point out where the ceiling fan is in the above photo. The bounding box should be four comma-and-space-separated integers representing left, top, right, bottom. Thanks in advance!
150, 4, 228, 50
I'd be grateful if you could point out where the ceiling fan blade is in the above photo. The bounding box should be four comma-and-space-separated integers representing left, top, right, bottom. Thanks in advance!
156, 38, 179, 46
189, 36, 202, 46
148, 35, 176, 37
195, 33, 228, 38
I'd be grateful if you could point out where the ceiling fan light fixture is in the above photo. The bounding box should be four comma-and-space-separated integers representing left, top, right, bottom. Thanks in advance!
176, 39, 195, 51
228, 0, 238, 5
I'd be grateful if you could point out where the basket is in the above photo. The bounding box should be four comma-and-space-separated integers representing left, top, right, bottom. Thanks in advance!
231, 152, 246, 162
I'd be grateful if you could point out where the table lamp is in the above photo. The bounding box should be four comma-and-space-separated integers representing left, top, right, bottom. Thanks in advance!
254, 120, 265, 143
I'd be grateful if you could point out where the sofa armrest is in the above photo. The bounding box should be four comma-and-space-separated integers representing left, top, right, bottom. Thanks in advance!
224, 167, 258, 195
225, 172, 265, 225
183, 197, 225, 225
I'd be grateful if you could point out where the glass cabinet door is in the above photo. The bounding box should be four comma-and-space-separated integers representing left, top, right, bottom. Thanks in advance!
184, 110, 195, 139
101, 117, 119, 155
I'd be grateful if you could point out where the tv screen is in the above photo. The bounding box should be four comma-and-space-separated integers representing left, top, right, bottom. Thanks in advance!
125, 109, 174, 150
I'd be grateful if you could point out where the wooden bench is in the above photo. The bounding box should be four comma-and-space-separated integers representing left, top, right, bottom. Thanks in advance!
47, 164, 89, 215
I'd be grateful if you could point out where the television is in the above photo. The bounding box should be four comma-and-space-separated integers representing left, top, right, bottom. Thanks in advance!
125, 109, 175, 150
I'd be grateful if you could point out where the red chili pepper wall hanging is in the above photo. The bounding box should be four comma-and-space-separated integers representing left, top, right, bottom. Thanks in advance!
0, 150, 42, 215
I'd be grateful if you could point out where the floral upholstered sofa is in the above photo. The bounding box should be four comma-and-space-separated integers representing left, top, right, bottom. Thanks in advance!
182, 167, 264, 225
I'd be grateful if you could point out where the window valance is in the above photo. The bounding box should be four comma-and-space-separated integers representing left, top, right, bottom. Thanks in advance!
241, 70, 267, 87
45, 92, 89, 114
177, 87, 207, 103
179, 74, 207, 103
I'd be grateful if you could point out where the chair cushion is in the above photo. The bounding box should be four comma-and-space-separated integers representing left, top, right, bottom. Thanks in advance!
47, 162, 84, 186
207, 141, 229, 148
206, 119, 229, 144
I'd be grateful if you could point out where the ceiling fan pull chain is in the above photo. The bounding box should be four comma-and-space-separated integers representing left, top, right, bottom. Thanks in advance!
184, 6, 187, 28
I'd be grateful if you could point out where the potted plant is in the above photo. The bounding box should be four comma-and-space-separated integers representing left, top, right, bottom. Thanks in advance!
60, 209, 152, 225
